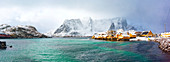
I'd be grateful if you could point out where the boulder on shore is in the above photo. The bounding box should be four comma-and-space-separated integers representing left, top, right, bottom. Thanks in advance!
157, 38, 170, 52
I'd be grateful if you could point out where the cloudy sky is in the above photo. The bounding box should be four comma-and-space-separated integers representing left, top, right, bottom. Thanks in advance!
0, 0, 170, 33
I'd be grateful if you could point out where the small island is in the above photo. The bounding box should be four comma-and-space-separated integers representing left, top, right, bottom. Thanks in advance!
0, 24, 49, 38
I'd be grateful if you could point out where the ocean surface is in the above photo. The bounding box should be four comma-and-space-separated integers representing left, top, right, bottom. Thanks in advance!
0, 38, 170, 62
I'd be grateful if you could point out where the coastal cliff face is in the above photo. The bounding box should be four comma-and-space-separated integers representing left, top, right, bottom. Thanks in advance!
0, 24, 48, 38
53, 17, 145, 36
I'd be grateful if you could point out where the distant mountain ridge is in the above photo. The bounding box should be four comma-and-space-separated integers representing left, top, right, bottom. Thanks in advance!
52, 17, 145, 36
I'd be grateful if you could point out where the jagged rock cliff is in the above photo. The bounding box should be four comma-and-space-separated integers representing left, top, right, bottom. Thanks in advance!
54, 19, 83, 34
0, 24, 48, 38
53, 17, 145, 36
109, 23, 115, 30
54, 19, 84, 36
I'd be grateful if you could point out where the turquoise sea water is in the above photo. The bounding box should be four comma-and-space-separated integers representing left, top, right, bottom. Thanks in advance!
0, 38, 170, 62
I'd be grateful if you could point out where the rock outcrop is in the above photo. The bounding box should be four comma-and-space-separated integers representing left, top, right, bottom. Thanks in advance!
109, 23, 115, 30
157, 38, 170, 52
0, 24, 49, 38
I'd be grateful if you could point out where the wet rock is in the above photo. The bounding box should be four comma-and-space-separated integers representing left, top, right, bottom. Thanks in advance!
0, 41, 7, 49
158, 38, 170, 52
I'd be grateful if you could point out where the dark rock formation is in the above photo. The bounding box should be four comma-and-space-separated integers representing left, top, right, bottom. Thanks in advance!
70, 32, 81, 36
156, 38, 170, 52
0, 24, 11, 30
54, 19, 83, 34
109, 23, 115, 30
0, 24, 49, 38
55, 24, 72, 33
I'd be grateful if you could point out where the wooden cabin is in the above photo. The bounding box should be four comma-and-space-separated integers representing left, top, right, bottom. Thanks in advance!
135, 32, 142, 37
141, 31, 153, 37
161, 32, 170, 38
129, 33, 136, 38
128, 31, 136, 38
117, 32, 130, 41
106, 30, 116, 35
106, 34, 117, 41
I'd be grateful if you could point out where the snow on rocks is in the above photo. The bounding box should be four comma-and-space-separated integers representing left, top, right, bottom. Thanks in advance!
0, 24, 49, 38
157, 38, 170, 52
53, 17, 145, 37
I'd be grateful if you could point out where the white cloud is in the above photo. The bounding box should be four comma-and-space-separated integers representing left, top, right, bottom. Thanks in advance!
0, 0, 170, 33
0, 7, 98, 33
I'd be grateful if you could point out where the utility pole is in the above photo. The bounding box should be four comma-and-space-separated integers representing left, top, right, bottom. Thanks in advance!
164, 23, 166, 32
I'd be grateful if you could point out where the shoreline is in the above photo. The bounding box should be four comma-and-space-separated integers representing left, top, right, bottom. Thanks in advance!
155, 38, 170, 52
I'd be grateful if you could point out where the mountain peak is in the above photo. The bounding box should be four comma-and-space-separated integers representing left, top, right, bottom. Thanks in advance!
53, 17, 145, 36
109, 23, 115, 30
54, 19, 83, 34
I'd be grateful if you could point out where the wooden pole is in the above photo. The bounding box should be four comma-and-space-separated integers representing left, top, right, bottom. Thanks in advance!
164, 23, 166, 32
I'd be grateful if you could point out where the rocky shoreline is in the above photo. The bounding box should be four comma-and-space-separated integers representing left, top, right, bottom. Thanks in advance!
155, 38, 170, 52
130, 37, 170, 52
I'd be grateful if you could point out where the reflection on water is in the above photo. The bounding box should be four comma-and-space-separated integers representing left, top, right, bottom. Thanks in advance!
0, 38, 170, 62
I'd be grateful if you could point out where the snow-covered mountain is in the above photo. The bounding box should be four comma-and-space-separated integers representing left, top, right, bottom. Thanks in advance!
54, 19, 83, 33
0, 24, 48, 38
53, 17, 145, 36
109, 23, 115, 30
53, 19, 84, 36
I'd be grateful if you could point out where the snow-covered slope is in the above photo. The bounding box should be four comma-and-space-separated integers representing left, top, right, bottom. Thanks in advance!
53, 19, 85, 36
54, 19, 83, 33
53, 17, 145, 36
93, 17, 137, 32
0, 24, 48, 38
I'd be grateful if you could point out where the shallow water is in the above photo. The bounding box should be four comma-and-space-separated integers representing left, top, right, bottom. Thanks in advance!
0, 38, 170, 62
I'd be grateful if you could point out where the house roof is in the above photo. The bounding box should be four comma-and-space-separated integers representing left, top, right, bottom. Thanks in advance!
142, 31, 149, 35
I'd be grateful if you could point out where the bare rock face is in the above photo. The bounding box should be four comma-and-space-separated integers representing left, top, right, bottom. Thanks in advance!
157, 38, 170, 52
53, 17, 145, 37
109, 23, 115, 30
54, 19, 83, 34
0, 24, 11, 30
0, 24, 49, 38
54, 19, 84, 36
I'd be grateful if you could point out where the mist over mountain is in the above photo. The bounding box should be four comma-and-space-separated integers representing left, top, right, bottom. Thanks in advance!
51, 17, 145, 36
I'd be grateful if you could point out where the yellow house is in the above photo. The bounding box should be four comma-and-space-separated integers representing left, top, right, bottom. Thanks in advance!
107, 35, 117, 41
129, 33, 136, 38
141, 31, 153, 37
93, 32, 107, 40
128, 31, 136, 38
106, 30, 116, 35
91, 35, 95, 39
161, 32, 170, 38
117, 32, 130, 41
